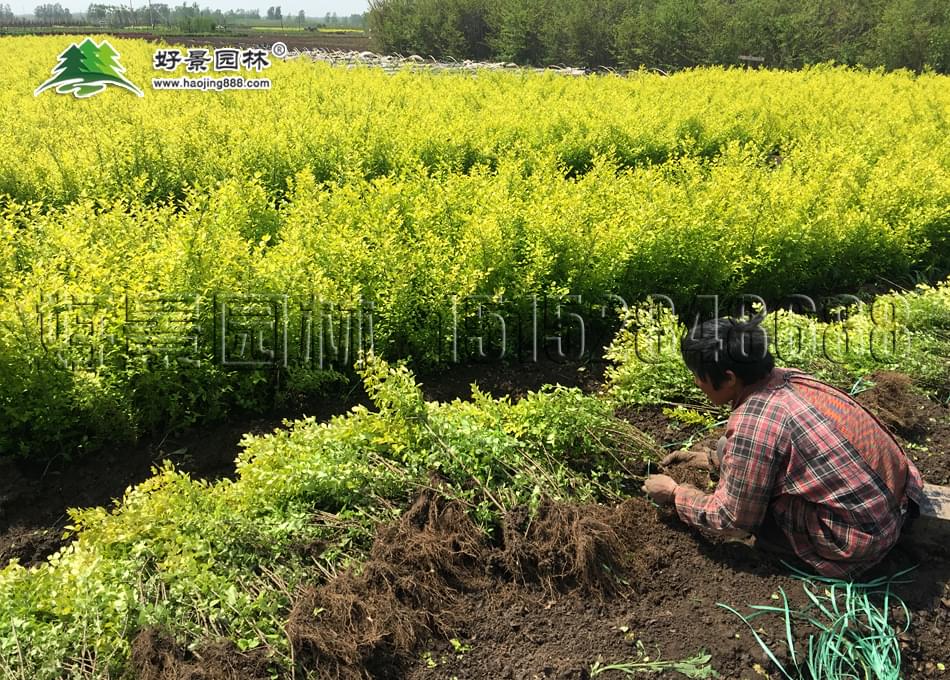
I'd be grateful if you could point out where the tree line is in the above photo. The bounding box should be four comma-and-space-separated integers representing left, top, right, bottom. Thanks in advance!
86, 3, 233, 30
366, 0, 950, 72
0, 3, 256, 28
0, 3, 366, 30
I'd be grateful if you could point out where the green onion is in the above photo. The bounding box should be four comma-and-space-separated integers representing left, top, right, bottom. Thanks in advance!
717, 564, 915, 680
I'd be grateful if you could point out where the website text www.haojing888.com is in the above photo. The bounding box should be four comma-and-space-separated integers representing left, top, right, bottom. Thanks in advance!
151, 75, 272, 91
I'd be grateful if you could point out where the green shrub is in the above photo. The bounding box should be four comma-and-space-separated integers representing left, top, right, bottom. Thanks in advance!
0, 356, 658, 678
605, 279, 950, 405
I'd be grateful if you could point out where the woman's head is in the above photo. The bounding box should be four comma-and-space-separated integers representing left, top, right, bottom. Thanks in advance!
680, 316, 775, 404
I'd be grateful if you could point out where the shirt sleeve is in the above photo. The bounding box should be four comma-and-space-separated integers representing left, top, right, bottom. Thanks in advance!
674, 396, 789, 534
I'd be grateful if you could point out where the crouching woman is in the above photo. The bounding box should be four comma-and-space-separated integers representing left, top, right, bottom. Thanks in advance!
642, 316, 924, 577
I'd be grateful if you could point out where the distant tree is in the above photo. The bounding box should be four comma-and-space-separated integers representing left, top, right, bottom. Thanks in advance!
490, 0, 547, 64
321, 10, 361, 28
297, 8, 304, 26
227, 7, 259, 18
368, 0, 949, 72
273, 5, 281, 20
86, 3, 107, 22
34, 2, 71, 22
0, 3, 14, 20
870, 0, 950, 72
150, 2, 171, 25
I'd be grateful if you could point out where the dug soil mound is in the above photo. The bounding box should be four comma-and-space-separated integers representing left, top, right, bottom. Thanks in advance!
856, 371, 950, 485
286, 487, 661, 679
402, 498, 950, 680
127, 480, 948, 679
286, 492, 748, 678
856, 371, 930, 439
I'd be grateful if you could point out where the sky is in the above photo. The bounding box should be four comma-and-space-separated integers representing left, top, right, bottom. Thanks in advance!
27, 1, 370, 17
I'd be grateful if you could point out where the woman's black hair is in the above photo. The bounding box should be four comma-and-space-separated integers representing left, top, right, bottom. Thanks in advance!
680, 315, 775, 389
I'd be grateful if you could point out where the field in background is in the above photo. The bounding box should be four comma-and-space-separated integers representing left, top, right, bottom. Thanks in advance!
2, 35, 948, 460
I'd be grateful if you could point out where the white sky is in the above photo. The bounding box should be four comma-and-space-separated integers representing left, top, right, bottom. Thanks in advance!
25, 1, 369, 16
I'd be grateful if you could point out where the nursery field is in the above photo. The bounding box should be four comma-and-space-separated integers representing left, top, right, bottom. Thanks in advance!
0, 35, 949, 679
2, 36, 950, 461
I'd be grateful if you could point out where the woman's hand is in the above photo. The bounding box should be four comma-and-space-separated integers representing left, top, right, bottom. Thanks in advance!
642, 474, 678, 505
660, 436, 727, 471
661, 445, 712, 470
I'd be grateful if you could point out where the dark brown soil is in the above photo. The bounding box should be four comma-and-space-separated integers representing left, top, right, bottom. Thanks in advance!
664, 463, 716, 493
280, 490, 950, 680
286, 489, 768, 680
416, 359, 605, 404
401, 511, 950, 680
617, 407, 724, 462
131, 627, 272, 680
0, 525, 63, 565
288, 486, 491, 679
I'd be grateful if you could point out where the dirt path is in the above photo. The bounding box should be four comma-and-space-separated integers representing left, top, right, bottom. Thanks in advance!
3, 30, 373, 52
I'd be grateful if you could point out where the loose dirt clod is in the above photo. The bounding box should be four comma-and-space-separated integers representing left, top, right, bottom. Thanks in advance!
664, 463, 713, 492
131, 627, 271, 680
856, 371, 926, 438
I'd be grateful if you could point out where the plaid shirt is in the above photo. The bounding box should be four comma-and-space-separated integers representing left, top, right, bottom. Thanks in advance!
674, 369, 925, 577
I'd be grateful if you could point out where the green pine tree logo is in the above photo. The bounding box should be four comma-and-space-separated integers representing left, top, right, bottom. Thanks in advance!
34, 38, 143, 98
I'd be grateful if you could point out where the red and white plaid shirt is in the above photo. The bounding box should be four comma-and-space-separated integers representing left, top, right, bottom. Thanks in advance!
673, 368, 925, 577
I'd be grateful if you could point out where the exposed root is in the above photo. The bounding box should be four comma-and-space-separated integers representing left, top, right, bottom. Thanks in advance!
286, 489, 658, 677
287, 488, 489, 679
499, 500, 630, 595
